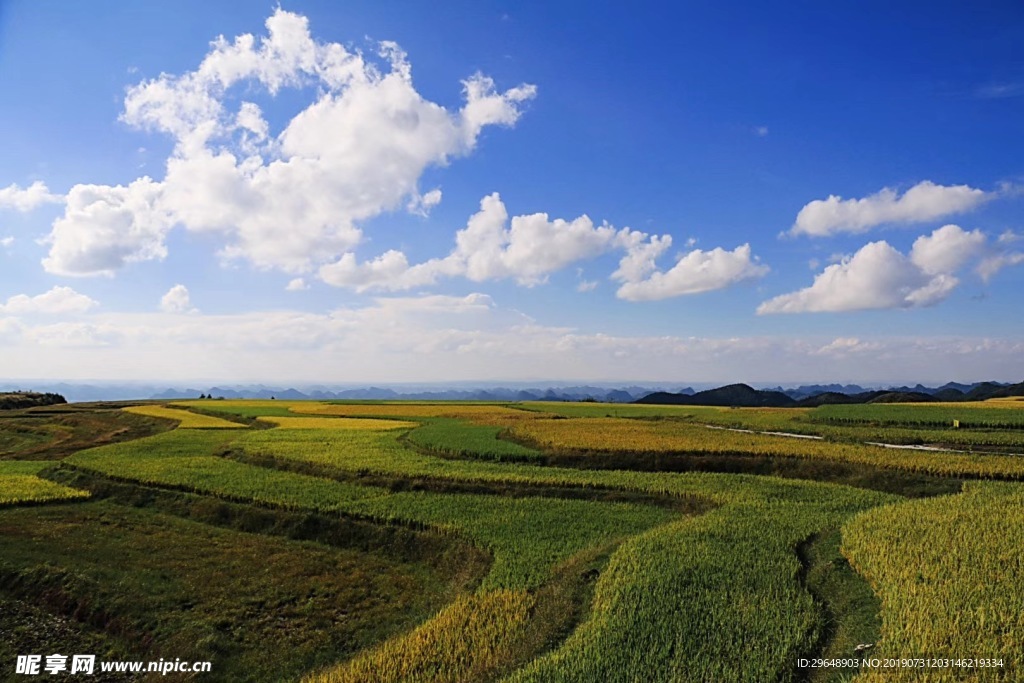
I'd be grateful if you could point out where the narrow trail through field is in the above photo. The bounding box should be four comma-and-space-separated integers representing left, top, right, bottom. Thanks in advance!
703, 424, 824, 440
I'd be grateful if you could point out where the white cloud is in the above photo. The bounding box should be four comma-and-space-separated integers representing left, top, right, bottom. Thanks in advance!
1, 237, 13, 248
0, 286, 98, 315
977, 252, 1024, 282
320, 193, 768, 300
319, 192, 660, 291
997, 230, 1022, 245
42, 178, 172, 277
758, 225, 995, 314
909, 224, 986, 275
407, 188, 443, 217
0, 181, 62, 212
319, 250, 420, 291
789, 181, 991, 237
285, 277, 309, 291
614, 244, 769, 302
813, 337, 883, 356
160, 284, 197, 314
611, 234, 673, 283
42, 8, 536, 276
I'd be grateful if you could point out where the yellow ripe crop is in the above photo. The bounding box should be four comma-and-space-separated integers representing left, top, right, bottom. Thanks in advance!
292, 403, 525, 420
843, 481, 1024, 681
123, 405, 246, 428
0, 461, 89, 505
303, 590, 535, 683
256, 416, 417, 430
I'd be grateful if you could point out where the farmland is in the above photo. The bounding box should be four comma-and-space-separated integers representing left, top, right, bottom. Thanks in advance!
1, 398, 1022, 681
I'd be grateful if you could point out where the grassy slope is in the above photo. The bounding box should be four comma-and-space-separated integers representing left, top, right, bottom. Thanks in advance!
0, 500, 458, 683
0, 407, 174, 460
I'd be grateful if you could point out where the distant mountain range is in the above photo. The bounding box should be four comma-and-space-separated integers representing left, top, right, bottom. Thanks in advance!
150, 384, 696, 404
636, 381, 1024, 408
0, 382, 694, 404
1, 380, 1021, 406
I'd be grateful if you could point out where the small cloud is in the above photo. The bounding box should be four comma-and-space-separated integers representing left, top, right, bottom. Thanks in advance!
160, 284, 198, 314
788, 180, 992, 237
808, 258, 820, 270
998, 229, 1022, 245
1, 236, 13, 248
407, 188, 443, 217
615, 243, 769, 302
286, 277, 309, 291
577, 280, 598, 292
0, 286, 98, 315
813, 337, 882, 356
977, 252, 1024, 282
755, 126, 769, 137
0, 181, 63, 212
685, 237, 698, 248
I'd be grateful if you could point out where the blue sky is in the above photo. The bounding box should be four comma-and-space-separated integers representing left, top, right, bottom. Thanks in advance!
1, 1, 1023, 385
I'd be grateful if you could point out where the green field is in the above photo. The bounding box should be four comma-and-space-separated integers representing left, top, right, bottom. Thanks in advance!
2, 399, 1022, 681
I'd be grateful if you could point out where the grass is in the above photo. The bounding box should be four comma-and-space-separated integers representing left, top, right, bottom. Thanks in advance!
305, 590, 536, 683
0, 500, 460, 683
842, 481, 1024, 681
800, 529, 882, 682
256, 416, 418, 430
65, 421, 896, 682
122, 405, 248, 429
0, 406, 174, 460
507, 496, 888, 683
522, 401, 1024, 451
12, 399, 1024, 681
812, 402, 1024, 429
172, 399, 319, 418
0, 461, 89, 506
500, 415, 1024, 479
405, 417, 544, 461
67, 429, 677, 592
67, 430, 389, 510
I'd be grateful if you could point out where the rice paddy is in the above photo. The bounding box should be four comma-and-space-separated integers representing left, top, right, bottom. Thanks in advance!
3, 398, 1022, 681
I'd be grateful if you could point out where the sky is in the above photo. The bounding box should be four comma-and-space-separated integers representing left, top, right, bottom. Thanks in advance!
1, 0, 1023, 386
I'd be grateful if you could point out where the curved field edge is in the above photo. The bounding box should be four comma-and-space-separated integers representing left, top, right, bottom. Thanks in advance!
0, 461, 89, 506
64, 422, 896, 682
303, 590, 536, 683
505, 497, 888, 683
122, 404, 248, 429
842, 481, 1024, 681
33, 401, 1024, 680
0, 495, 473, 683
251, 400, 1024, 480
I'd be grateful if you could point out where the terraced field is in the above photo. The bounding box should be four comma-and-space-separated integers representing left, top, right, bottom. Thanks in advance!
2, 398, 1022, 681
